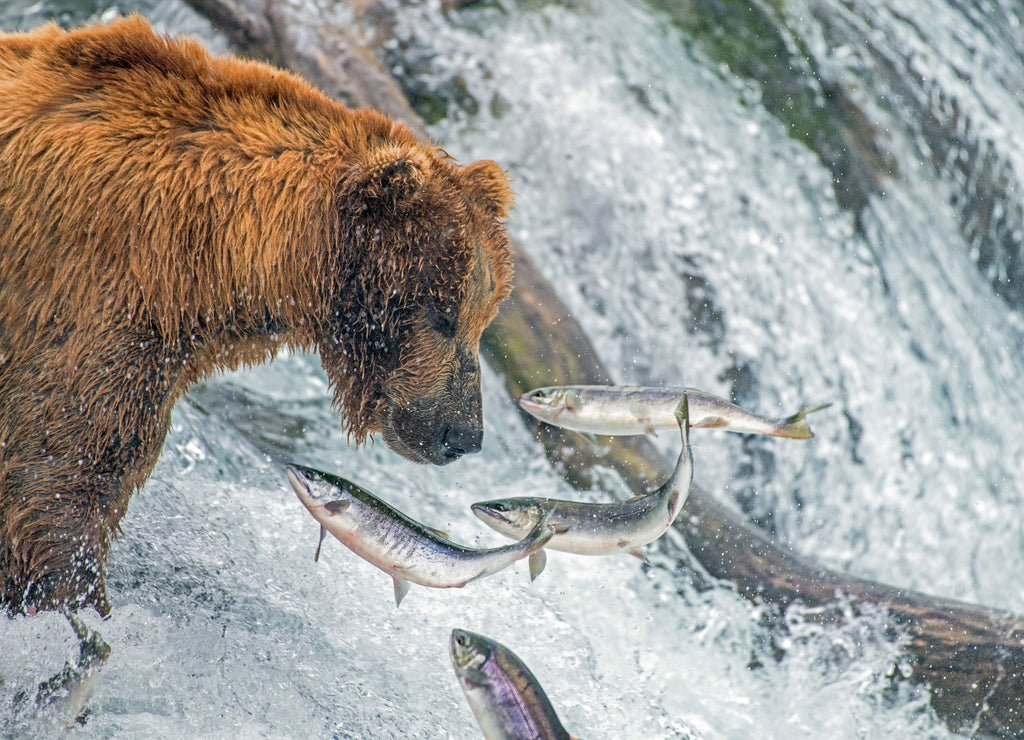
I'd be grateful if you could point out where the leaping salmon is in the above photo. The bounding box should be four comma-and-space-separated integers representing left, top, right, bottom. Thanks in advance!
472, 395, 693, 560
286, 464, 554, 606
450, 628, 577, 740
520, 384, 828, 439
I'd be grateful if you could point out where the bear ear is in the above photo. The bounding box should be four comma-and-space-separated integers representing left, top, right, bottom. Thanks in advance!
461, 160, 514, 219
345, 146, 427, 207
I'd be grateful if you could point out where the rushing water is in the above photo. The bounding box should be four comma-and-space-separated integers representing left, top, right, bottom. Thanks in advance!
2, 0, 1023, 737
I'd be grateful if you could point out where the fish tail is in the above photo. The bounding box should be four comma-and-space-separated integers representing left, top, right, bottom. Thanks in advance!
775, 402, 832, 439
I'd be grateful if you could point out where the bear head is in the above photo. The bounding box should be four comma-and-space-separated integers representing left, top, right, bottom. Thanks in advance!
317, 143, 514, 465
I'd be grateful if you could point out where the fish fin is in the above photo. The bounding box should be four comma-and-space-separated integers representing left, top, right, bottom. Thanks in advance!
324, 499, 351, 515
568, 431, 611, 456
393, 577, 411, 607
529, 549, 547, 581
629, 547, 650, 564
776, 402, 832, 439
674, 394, 690, 427
314, 526, 327, 563
571, 431, 601, 448
694, 415, 729, 429
424, 525, 452, 540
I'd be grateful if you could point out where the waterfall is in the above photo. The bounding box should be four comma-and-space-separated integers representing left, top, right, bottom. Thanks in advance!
3, 0, 1023, 736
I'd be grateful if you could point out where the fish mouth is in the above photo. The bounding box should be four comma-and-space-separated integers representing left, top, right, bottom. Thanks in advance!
285, 463, 339, 505
285, 464, 312, 497
450, 628, 471, 667
450, 629, 487, 676
471, 500, 551, 536
471, 501, 515, 528
519, 388, 568, 421
518, 390, 548, 415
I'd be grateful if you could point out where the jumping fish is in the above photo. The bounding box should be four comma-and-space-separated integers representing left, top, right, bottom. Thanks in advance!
450, 628, 576, 740
285, 464, 554, 606
472, 395, 693, 560
520, 384, 828, 439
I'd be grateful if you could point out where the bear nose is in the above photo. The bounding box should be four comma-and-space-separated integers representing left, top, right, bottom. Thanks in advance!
437, 425, 483, 462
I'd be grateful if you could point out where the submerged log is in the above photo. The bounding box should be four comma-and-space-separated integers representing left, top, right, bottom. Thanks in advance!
185, 1, 1024, 734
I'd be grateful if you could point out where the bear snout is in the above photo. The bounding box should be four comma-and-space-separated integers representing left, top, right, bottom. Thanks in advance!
437, 424, 484, 462
380, 399, 485, 466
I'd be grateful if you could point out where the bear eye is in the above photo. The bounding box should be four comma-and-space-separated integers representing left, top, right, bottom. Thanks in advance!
429, 308, 457, 339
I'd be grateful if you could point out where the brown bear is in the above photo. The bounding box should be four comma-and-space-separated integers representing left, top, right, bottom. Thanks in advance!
0, 16, 514, 617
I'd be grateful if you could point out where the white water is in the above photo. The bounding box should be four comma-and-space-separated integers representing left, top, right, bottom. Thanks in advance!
3, 0, 1024, 737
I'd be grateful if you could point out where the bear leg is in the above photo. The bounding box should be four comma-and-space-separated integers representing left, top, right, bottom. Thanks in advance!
1, 327, 187, 616
32, 610, 111, 727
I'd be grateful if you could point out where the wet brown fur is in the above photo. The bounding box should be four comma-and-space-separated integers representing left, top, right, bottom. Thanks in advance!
0, 16, 513, 614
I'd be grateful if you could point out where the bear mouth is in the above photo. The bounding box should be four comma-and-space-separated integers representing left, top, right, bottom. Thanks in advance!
380, 404, 483, 466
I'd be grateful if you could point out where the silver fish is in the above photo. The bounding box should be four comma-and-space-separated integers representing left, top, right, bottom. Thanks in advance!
286, 464, 553, 606
520, 384, 828, 439
450, 629, 576, 740
472, 395, 693, 560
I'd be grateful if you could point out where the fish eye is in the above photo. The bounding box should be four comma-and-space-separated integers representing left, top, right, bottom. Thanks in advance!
491, 502, 508, 512
456, 633, 471, 648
